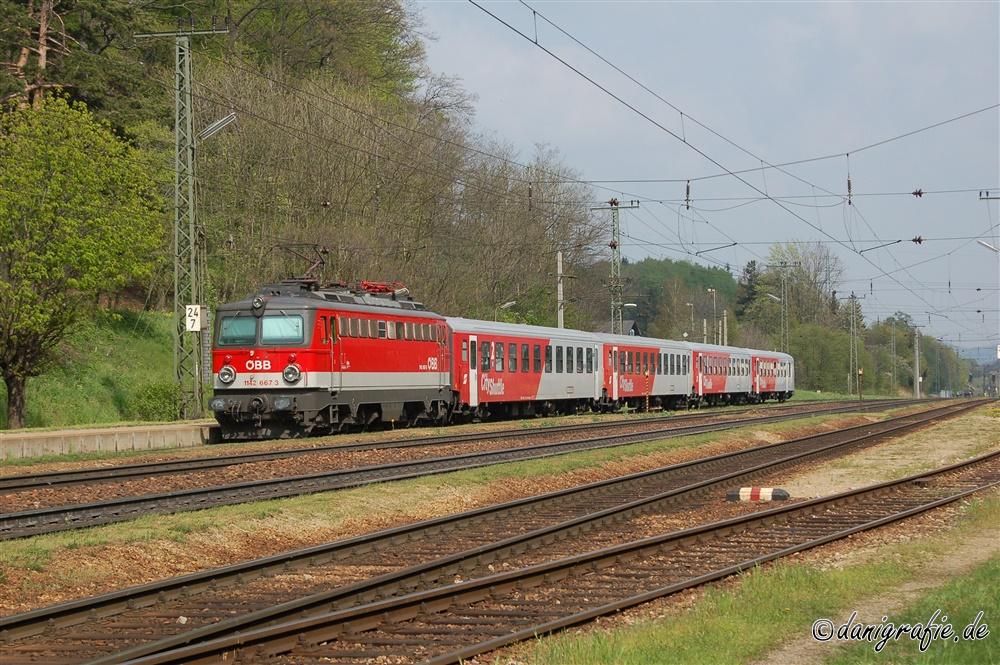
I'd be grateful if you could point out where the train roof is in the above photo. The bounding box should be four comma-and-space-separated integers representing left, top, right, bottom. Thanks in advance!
217, 279, 444, 319
445, 317, 602, 343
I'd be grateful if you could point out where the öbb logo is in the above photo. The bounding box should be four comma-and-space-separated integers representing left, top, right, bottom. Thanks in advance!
245, 359, 272, 371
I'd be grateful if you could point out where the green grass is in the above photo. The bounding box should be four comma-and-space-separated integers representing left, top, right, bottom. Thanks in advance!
0, 310, 179, 429
826, 557, 1000, 664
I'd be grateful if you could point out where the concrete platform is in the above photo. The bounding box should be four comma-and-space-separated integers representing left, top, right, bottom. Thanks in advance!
1, 422, 218, 460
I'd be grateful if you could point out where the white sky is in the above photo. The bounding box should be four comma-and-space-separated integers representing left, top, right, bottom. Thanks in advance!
416, 1, 1000, 359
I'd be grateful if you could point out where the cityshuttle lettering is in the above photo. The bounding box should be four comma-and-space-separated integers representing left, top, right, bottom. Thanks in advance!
619, 378, 634, 392
480, 376, 506, 396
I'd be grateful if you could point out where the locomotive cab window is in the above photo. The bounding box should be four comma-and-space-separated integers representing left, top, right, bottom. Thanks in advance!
218, 316, 257, 345
261, 314, 305, 346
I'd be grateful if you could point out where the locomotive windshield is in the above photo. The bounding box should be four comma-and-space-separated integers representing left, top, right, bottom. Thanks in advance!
261, 314, 304, 345
218, 316, 256, 345
217, 313, 305, 346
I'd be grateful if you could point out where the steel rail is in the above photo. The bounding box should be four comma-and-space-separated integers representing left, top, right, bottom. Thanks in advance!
113, 449, 1000, 665
0, 400, 929, 540
0, 400, 983, 660
0, 399, 905, 493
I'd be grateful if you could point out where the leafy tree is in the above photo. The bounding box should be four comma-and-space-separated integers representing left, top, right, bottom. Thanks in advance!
735, 259, 759, 318
0, 0, 161, 124
0, 97, 164, 429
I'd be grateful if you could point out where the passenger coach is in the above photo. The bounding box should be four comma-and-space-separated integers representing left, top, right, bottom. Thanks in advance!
446, 318, 602, 420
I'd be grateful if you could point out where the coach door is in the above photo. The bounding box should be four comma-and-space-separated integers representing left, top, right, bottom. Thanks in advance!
468, 335, 479, 407
328, 315, 341, 393
594, 344, 602, 401
438, 324, 450, 393
611, 345, 619, 401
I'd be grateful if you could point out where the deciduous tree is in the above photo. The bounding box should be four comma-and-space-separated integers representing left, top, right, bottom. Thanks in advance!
0, 97, 164, 429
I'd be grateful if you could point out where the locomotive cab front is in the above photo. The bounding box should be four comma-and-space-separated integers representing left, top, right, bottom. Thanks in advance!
210, 292, 336, 439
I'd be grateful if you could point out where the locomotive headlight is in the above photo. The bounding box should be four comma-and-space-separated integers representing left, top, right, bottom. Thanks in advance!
282, 364, 301, 383
218, 365, 236, 384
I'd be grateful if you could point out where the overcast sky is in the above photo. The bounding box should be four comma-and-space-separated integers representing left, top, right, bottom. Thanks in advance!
416, 1, 999, 360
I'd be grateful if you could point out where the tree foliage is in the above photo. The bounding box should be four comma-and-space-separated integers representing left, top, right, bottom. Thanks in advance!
0, 97, 164, 428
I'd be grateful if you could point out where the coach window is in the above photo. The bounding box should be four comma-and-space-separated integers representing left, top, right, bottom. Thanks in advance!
586, 348, 594, 374
462, 339, 468, 362
545, 345, 553, 373
577, 347, 584, 373
556, 346, 563, 373
495, 342, 505, 372
470, 340, 476, 367
534, 344, 542, 373
619, 352, 626, 375
522, 344, 529, 373
509, 343, 517, 372
641, 352, 647, 375
481, 341, 491, 372
564, 346, 571, 373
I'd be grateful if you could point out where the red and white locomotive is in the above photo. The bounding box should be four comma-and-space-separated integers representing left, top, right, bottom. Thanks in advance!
210, 279, 794, 440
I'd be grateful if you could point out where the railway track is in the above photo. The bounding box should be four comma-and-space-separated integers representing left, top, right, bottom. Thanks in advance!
0, 399, 907, 492
213, 450, 998, 665
0, 399, 986, 664
0, 400, 919, 539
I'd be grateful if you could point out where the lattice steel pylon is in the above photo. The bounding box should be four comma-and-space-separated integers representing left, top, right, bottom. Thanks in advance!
136, 25, 228, 419
593, 199, 638, 335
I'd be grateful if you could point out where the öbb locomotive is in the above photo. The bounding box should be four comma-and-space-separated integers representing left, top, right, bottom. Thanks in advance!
209, 279, 794, 440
